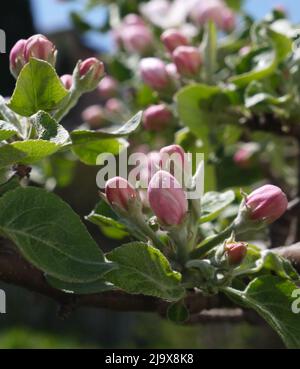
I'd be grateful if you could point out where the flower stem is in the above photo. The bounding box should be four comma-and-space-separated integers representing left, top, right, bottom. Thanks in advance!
53, 88, 81, 122
190, 223, 235, 259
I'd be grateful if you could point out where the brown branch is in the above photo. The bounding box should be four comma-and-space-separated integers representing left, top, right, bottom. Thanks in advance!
0, 237, 299, 324
0, 240, 226, 318
243, 113, 300, 138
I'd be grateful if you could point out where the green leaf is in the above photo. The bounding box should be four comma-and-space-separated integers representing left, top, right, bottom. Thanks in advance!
71, 111, 142, 142
0, 175, 20, 197
0, 187, 115, 282
8, 58, 68, 117
0, 140, 62, 168
229, 28, 292, 87
46, 275, 115, 295
106, 242, 185, 301
225, 276, 300, 348
72, 138, 128, 165
31, 111, 69, 145
0, 144, 27, 168
167, 301, 189, 323
87, 201, 129, 240
0, 121, 19, 141
200, 190, 235, 223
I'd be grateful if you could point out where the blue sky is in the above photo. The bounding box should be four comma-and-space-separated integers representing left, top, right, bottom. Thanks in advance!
29, 0, 300, 51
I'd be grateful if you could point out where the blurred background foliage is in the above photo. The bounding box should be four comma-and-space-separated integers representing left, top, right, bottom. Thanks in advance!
0, 0, 297, 348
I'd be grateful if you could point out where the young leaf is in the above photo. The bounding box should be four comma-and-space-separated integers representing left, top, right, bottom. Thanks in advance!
106, 242, 185, 301
0, 187, 115, 282
31, 111, 69, 145
8, 58, 68, 117
200, 190, 235, 223
72, 138, 128, 165
0, 121, 19, 141
167, 301, 190, 323
71, 111, 142, 142
0, 144, 27, 169
10, 140, 61, 164
225, 276, 300, 348
87, 201, 129, 240
46, 275, 116, 295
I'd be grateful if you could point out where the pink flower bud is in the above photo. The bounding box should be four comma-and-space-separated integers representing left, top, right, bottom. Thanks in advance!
225, 242, 248, 266
245, 185, 288, 223
233, 143, 258, 169
221, 8, 236, 32
81, 105, 105, 129
24, 34, 57, 65
191, 0, 235, 32
123, 13, 145, 26
9, 39, 26, 77
97, 76, 118, 99
172, 46, 202, 77
143, 104, 173, 131
60, 74, 73, 90
166, 63, 180, 80
148, 170, 188, 226
105, 98, 123, 115
139, 57, 171, 91
139, 151, 161, 186
239, 46, 251, 57
161, 29, 188, 53
122, 25, 153, 55
79, 57, 104, 80
105, 177, 138, 211
160, 145, 187, 180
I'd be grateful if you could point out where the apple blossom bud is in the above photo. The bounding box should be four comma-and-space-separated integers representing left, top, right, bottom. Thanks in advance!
143, 104, 173, 131
139, 151, 161, 186
76, 57, 105, 92
191, 0, 235, 32
245, 185, 288, 224
24, 34, 57, 66
122, 25, 153, 55
123, 14, 145, 26
161, 29, 188, 53
148, 170, 188, 226
139, 57, 171, 91
105, 177, 138, 211
225, 242, 248, 266
97, 76, 118, 99
221, 8, 236, 32
160, 144, 187, 180
105, 98, 124, 115
233, 143, 258, 169
239, 46, 251, 56
172, 46, 202, 77
81, 105, 105, 129
9, 39, 26, 78
60, 74, 73, 90
79, 57, 104, 80
166, 63, 179, 80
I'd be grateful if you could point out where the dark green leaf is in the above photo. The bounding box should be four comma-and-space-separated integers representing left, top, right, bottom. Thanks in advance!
46, 275, 116, 294
106, 242, 185, 301
167, 301, 189, 323
225, 276, 300, 348
200, 190, 235, 223
0, 187, 115, 282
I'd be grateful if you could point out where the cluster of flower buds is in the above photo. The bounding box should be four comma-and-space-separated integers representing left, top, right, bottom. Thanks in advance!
10, 34, 57, 78
190, 0, 236, 32
115, 14, 154, 55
